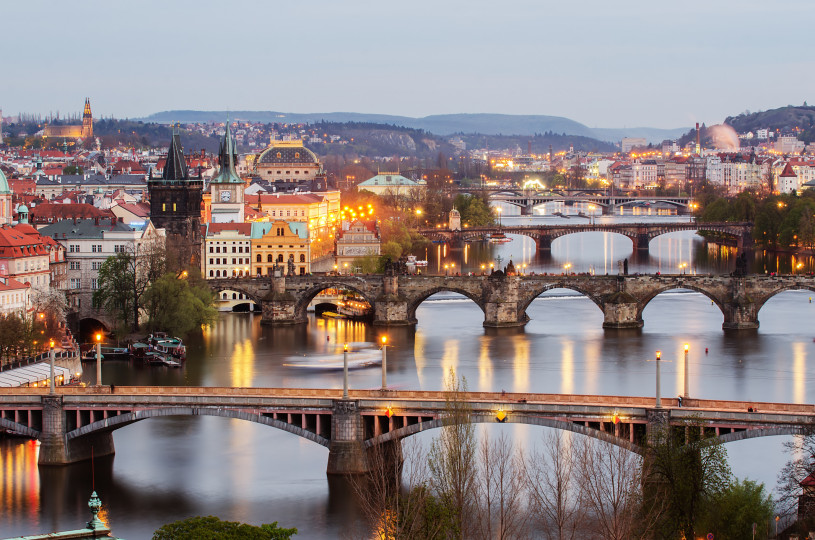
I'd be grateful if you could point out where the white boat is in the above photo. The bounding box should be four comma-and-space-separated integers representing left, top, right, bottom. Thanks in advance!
406, 255, 428, 267
284, 342, 382, 370
488, 232, 512, 243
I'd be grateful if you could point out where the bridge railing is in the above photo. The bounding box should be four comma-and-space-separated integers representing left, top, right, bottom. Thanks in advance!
0, 350, 80, 372
1, 386, 814, 416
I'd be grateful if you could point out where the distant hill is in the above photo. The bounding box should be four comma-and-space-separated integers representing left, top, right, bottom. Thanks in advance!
724, 104, 815, 143
140, 110, 688, 144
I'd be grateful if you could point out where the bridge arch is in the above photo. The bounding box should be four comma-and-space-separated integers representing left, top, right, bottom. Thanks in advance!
64, 407, 330, 448
364, 414, 644, 454
208, 281, 263, 305
293, 282, 377, 320
637, 284, 727, 322
405, 287, 486, 323
0, 417, 40, 438
753, 284, 815, 319
517, 282, 606, 320
714, 425, 804, 445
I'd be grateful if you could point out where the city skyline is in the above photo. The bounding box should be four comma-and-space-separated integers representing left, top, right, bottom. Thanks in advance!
4, 0, 812, 129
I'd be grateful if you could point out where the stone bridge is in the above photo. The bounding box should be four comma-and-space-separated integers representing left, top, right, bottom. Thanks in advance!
2, 386, 813, 474
208, 273, 815, 330
488, 193, 692, 215
417, 222, 753, 251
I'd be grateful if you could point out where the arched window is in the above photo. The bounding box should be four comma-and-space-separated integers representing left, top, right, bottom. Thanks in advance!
216, 270, 221, 277
299, 254, 305, 263
267, 254, 273, 263
256, 254, 261, 263
277, 254, 284, 263
232, 293, 236, 299
209, 270, 213, 277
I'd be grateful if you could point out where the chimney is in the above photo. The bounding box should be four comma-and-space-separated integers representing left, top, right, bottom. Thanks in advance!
695, 122, 701, 154
94, 216, 99, 226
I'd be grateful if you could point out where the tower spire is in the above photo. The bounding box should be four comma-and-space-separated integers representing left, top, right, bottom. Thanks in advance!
162, 126, 189, 180
211, 118, 241, 184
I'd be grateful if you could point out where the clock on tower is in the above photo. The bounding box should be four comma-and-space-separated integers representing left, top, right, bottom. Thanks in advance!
219, 190, 231, 202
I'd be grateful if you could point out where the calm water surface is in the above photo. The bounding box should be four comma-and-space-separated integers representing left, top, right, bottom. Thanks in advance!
2, 214, 815, 539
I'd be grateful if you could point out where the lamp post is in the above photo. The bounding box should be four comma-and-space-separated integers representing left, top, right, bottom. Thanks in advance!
381, 336, 388, 391
49, 339, 55, 394
342, 343, 349, 399
683, 343, 689, 399
95, 333, 102, 387
655, 350, 662, 408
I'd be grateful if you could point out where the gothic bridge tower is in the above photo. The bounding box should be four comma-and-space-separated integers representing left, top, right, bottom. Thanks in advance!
148, 128, 204, 269
81, 97, 93, 139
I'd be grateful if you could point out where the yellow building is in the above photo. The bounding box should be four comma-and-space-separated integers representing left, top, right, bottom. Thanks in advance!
250, 221, 310, 276
245, 192, 340, 259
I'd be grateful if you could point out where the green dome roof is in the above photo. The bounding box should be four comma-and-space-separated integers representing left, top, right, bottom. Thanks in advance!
0, 168, 10, 195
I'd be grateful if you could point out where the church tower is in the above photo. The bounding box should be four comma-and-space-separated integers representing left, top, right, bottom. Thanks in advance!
209, 120, 245, 223
148, 128, 204, 269
81, 98, 93, 139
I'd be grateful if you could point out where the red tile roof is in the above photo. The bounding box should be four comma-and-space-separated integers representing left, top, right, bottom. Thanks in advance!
780, 162, 797, 177
246, 193, 324, 205
207, 222, 252, 235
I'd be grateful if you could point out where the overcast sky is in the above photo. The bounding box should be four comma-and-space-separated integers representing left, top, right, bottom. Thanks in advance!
3, 0, 812, 129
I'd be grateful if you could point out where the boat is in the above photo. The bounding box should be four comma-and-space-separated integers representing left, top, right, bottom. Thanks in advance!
406, 255, 428, 268
82, 346, 130, 361
488, 232, 513, 244
335, 294, 373, 320
284, 342, 382, 370
147, 333, 186, 360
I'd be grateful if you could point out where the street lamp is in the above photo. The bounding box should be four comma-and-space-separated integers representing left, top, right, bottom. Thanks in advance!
342, 343, 349, 399
381, 336, 388, 391
655, 350, 662, 408
563, 263, 572, 274
683, 343, 689, 399
49, 338, 55, 394
95, 332, 103, 387
415, 209, 422, 228
444, 264, 449, 276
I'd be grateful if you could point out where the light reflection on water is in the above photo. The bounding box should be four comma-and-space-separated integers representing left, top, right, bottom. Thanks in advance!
3, 221, 815, 538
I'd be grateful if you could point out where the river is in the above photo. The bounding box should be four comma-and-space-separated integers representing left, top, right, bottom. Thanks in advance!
2, 210, 814, 538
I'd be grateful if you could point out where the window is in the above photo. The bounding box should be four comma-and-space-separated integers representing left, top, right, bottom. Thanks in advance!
209, 270, 213, 277
267, 254, 273, 263
97, 245, 102, 253
300, 254, 305, 263
70, 278, 81, 289
287, 211, 291, 217
173, 203, 177, 211
162, 203, 166, 211
232, 247, 236, 253
232, 258, 236, 264
69, 245, 79, 253
210, 258, 214, 265
277, 254, 283, 263
91, 278, 98, 290
70, 261, 81, 270
209, 246, 213, 253
92, 245, 98, 253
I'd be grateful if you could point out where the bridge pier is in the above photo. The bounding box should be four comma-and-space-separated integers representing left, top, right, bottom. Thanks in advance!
601, 291, 643, 329
373, 274, 412, 326
327, 400, 370, 475
38, 396, 115, 466
635, 233, 650, 251
722, 278, 759, 330
483, 275, 527, 328
261, 275, 306, 326
536, 236, 552, 251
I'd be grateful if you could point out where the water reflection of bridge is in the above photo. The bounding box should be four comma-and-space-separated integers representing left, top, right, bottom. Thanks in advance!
3, 386, 813, 473
417, 222, 752, 251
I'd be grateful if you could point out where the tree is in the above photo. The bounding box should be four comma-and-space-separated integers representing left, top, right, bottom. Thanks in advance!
645, 419, 732, 540
427, 370, 477, 539
62, 165, 83, 175
698, 478, 774, 540
152, 516, 296, 539
453, 194, 494, 227
576, 437, 659, 540
141, 270, 217, 336
93, 252, 135, 334
31, 287, 68, 343
473, 431, 528, 539
777, 429, 815, 528
525, 431, 583, 540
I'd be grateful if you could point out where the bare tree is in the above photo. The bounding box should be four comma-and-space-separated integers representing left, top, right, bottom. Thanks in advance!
525, 431, 584, 540
428, 369, 478, 539
474, 430, 529, 539
576, 438, 659, 540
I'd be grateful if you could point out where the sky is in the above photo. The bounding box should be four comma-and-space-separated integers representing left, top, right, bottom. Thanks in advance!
2, 0, 813, 129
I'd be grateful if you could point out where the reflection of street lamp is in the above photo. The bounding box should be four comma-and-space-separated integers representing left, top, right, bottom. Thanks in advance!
342, 343, 349, 399
683, 343, 689, 399
655, 350, 662, 408
496, 206, 503, 227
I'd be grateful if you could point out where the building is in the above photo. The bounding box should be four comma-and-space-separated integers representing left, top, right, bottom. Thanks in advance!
335, 220, 380, 272
0, 166, 13, 226
147, 130, 204, 269
202, 222, 252, 278
39, 218, 165, 311
357, 172, 426, 198
209, 121, 245, 223
0, 275, 31, 317
42, 98, 93, 140
777, 162, 800, 194
0, 219, 52, 290
250, 221, 310, 277
621, 137, 647, 153
254, 139, 322, 183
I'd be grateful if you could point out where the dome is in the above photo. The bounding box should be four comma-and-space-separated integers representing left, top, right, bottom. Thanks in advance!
257, 143, 318, 165
0, 168, 9, 195
18, 204, 29, 213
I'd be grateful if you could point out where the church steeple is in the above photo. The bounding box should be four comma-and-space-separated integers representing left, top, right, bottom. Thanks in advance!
162, 126, 189, 180
81, 98, 93, 139
211, 120, 242, 184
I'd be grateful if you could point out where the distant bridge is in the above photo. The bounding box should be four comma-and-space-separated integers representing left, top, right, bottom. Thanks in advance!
204, 271, 806, 330
2, 386, 813, 473
417, 221, 752, 251
488, 193, 693, 215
